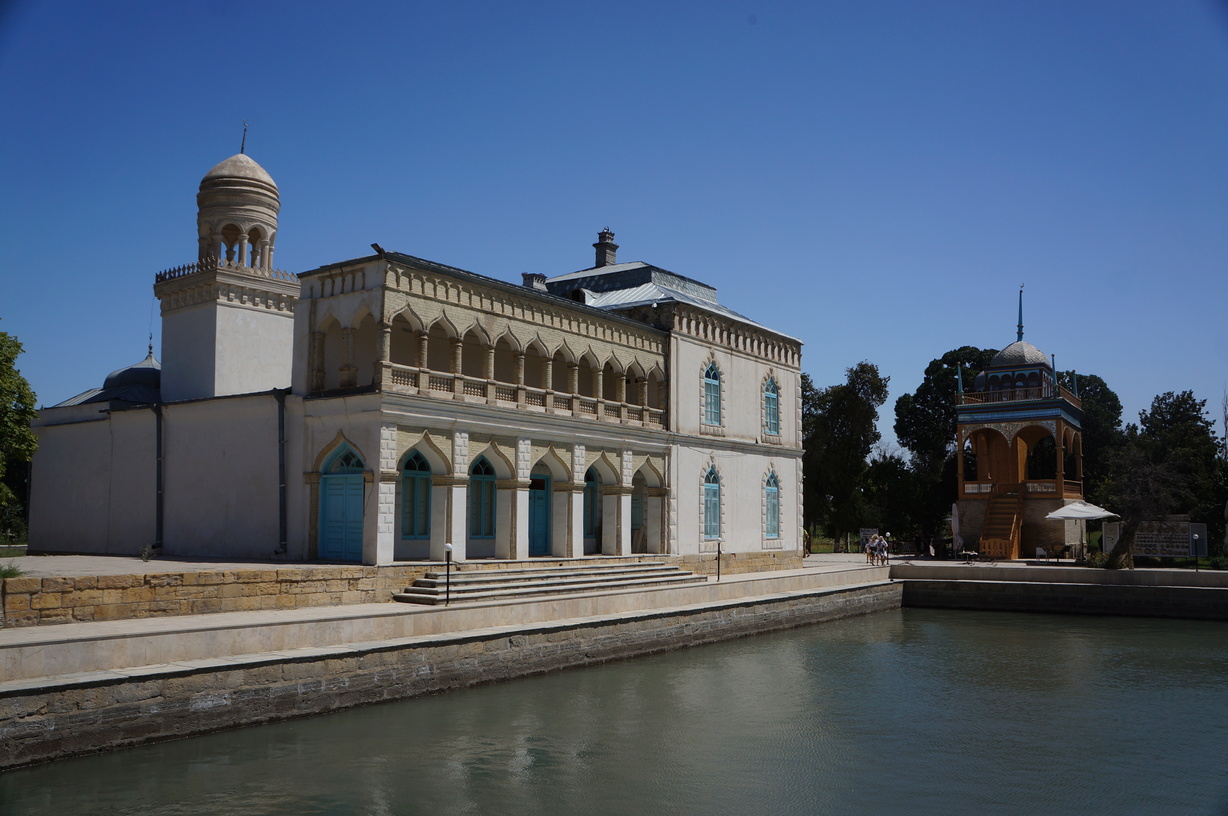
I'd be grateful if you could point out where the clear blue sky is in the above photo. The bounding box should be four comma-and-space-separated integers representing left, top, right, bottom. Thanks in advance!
3, 0, 1225, 448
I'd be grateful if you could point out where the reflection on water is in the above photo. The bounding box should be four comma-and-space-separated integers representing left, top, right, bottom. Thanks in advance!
3, 610, 1227, 816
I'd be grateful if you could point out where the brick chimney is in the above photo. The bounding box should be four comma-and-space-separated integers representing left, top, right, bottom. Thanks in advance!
522, 272, 548, 291
593, 228, 618, 268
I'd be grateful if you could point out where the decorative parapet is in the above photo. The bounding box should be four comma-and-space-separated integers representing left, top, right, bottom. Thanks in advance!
155, 257, 298, 284
154, 257, 300, 314
959, 385, 1081, 410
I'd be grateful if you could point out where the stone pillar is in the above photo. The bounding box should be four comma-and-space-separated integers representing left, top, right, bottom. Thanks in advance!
376, 323, 392, 387
566, 486, 585, 558
431, 477, 468, 562
646, 487, 667, 554
361, 423, 399, 566
451, 338, 464, 396
417, 331, 430, 390
310, 330, 325, 391
568, 362, 580, 414
237, 234, 249, 267
339, 328, 356, 388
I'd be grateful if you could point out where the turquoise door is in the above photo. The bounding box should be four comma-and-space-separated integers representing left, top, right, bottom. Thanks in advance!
529, 475, 550, 556
320, 473, 364, 562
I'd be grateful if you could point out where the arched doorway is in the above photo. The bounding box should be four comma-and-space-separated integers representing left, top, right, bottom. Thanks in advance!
320, 446, 365, 562
529, 465, 551, 556
468, 456, 496, 558
400, 451, 431, 560
583, 467, 601, 555
631, 472, 647, 553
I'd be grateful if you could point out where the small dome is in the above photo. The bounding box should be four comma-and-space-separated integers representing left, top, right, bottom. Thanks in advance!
104, 349, 161, 390
201, 153, 278, 190
990, 340, 1049, 368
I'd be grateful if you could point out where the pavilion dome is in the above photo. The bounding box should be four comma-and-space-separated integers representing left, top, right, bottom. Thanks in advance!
201, 153, 278, 191
989, 340, 1049, 369
103, 349, 161, 391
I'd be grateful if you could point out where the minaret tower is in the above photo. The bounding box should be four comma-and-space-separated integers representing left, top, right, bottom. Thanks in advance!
154, 151, 299, 401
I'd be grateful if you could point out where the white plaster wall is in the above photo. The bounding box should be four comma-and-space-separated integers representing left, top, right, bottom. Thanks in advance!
671, 334, 800, 445
160, 395, 282, 557
28, 408, 156, 554
160, 304, 218, 402
213, 304, 294, 396
671, 444, 799, 557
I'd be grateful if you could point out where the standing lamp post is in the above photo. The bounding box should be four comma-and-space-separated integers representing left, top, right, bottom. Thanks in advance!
1193, 534, 1200, 572
716, 539, 722, 582
444, 542, 453, 605
886, 532, 892, 555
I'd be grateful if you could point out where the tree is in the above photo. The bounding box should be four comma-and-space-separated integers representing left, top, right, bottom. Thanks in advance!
893, 346, 997, 545
802, 362, 889, 542
862, 452, 920, 541
0, 328, 38, 520
1102, 391, 1224, 566
1057, 371, 1124, 506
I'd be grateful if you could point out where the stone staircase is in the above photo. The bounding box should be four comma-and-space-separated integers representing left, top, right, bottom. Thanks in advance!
392, 560, 708, 605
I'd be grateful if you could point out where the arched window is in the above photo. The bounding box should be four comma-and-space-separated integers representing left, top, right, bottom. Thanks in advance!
327, 448, 365, 473
469, 457, 496, 539
764, 377, 780, 436
765, 472, 780, 539
583, 468, 601, 538
401, 452, 431, 540
703, 362, 722, 426
703, 466, 721, 539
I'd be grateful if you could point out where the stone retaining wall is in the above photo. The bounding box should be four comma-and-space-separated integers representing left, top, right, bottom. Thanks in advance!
0, 566, 430, 628
678, 550, 804, 576
0, 583, 901, 769
902, 580, 1228, 620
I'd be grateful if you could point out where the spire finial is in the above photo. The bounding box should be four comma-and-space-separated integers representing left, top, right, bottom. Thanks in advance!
1016, 283, 1024, 342
240, 120, 248, 155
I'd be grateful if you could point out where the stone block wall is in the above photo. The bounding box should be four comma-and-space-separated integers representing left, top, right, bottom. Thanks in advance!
0, 566, 430, 628
677, 549, 804, 576
0, 583, 902, 769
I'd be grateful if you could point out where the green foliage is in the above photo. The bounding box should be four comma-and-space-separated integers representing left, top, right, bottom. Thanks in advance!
862, 453, 920, 539
894, 346, 997, 476
0, 561, 23, 579
1058, 371, 1124, 505
0, 328, 38, 512
802, 362, 889, 540
892, 346, 996, 543
1100, 391, 1223, 567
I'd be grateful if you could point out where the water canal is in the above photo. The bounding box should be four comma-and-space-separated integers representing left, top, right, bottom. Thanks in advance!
3, 609, 1227, 815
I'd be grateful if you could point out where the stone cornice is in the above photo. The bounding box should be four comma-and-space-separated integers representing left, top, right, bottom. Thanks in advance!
671, 303, 801, 368
155, 263, 300, 314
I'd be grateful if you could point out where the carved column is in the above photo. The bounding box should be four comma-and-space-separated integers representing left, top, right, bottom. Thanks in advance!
451, 338, 464, 396
515, 352, 526, 405
417, 331, 429, 390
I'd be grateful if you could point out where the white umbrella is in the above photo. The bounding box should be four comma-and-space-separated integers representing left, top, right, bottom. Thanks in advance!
1045, 501, 1118, 520
1046, 501, 1117, 562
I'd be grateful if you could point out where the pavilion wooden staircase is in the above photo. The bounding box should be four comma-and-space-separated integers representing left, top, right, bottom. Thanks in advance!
392, 560, 708, 605
979, 484, 1023, 560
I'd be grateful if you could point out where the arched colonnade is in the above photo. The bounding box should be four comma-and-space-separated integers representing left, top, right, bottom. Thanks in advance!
314, 435, 667, 563
310, 311, 667, 427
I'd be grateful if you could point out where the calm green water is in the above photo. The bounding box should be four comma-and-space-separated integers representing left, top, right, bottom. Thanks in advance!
3, 609, 1227, 816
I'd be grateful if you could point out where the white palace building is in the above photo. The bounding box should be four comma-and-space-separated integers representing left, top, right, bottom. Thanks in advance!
29, 152, 804, 571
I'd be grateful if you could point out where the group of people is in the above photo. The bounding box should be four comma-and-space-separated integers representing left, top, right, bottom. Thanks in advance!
864, 534, 890, 566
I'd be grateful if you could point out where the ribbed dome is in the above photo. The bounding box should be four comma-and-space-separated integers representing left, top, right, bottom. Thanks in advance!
990, 340, 1049, 368
201, 153, 278, 190
103, 349, 161, 390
